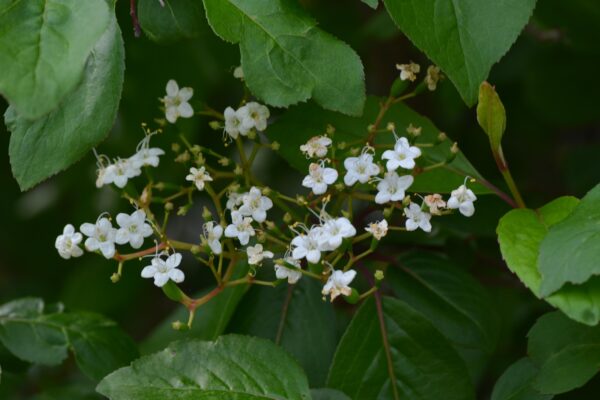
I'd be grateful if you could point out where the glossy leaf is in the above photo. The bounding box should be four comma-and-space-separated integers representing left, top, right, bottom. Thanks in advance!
382, 0, 536, 105
477, 82, 506, 152
227, 278, 337, 387
539, 183, 600, 296
138, 0, 204, 43
6, 7, 124, 190
311, 388, 351, 400
361, 0, 379, 9
387, 252, 499, 379
0, 298, 138, 381
528, 311, 600, 394
202, 0, 366, 115
268, 96, 489, 194
491, 358, 552, 400
327, 297, 475, 399
97, 335, 312, 399
0, 0, 111, 118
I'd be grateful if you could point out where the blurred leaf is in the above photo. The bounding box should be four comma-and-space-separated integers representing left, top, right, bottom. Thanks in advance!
97, 335, 311, 399
539, 183, 600, 297
311, 388, 351, 400
202, 0, 366, 115
0, 298, 138, 381
227, 278, 337, 387
361, 0, 379, 9
477, 82, 506, 152
491, 358, 552, 400
5, 8, 124, 190
138, 0, 204, 43
268, 96, 490, 194
0, 0, 111, 118
327, 297, 475, 399
528, 311, 600, 394
497, 196, 600, 325
387, 252, 499, 380
382, 0, 536, 105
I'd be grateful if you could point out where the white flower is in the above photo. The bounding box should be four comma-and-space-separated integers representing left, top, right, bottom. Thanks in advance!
226, 192, 244, 210
162, 80, 194, 124
225, 211, 255, 245
319, 217, 356, 251
424, 194, 446, 215
425, 65, 441, 91
55, 224, 84, 259
396, 62, 420, 82
302, 162, 338, 195
447, 184, 477, 217
300, 136, 332, 158
365, 220, 388, 240
141, 253, 185, 287
233, 66, 244, 80
246, 244, 274, 266
322, 269, 357, 301
275, 258, 302, 284
202, 222, 223, 255
186, 166, 213, 191
343, 152, 380, 186
404, 203, 432, 232
115, 210, 153, 249
238, 187, 273, 223
291, 228, 322, 264
375, 171, 414, 204
239, 102, 270, 132
131, 147, 164, 168
224, 106, 249, 139
103, 158, 141, 189
382, 137, 421, 171
80, 217, 117, 259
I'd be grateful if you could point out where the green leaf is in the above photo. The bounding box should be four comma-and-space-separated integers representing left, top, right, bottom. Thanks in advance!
387, 252, 499, 380
539, 183, 600, 297
268, 96, 489, 194
202, 0, 366, 116
227, 278, 337, 387
491, 358, 553, 400
138, 0, 204, 43
477, 82, 506, 152
141, 283, 248, 354
97, 335, 312, 400
310, 388, 351, 400
361, 0, 379, 9
327, 297, 475, 400
528, 311, 600, 394
5, 7, 125, 191
0, 298, 138, 381
382, 0, 536, 106
0, 0, 111, 118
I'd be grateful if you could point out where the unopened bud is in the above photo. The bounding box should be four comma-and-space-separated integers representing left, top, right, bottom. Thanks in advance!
383, 207, 393, 218
326, 124, 335, 135
172, 321, 186, 331
437, 132, 447, 142
265, 220, 275, 230
374, 270, 385, 281
402, 195, 412, 206
177, 205, 190, 216
334, 183, 345, 191
202, 207, 213, 220
296, 195, 307, 206
283, 213, 293, 224
110, 273, 120, 283
191, 145, 201, 155
154, 182, 165, 191
171, 142, 181, 152
337, 141, 347, 150
451, 142, 459, 154
271, 141, 280, 151
262, 187, 271, 196
386, 122, 395, 131
234, 165, 243, 175
165, 202, 174, 211
190, 245, 201, 255
209, 120, 221, 130
175, 151, 191, 163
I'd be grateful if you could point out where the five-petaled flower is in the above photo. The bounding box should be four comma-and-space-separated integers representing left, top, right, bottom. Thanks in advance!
322, 269, 357, 301
343, 151, 380, 186
115, 210, 153, 249
404, 203, 432, 232
246, 244, 274, 266
375, 171, 414, 204
55, 224, 84, 259
275, 258, 302, 284
300, 136, 332, 158
202, 222, 223, 255
162, 80, 194, 124
302, 162, 338, 195
80, 217, 117, 259
225, 211, 255, 245
382, 137, 421, 171
365, 220, 388, 240
447, 184, 477, 217
141, 252, 185, 287
238, 187, 273, 223
186, 166, 213, 191
291, 229, 322, 264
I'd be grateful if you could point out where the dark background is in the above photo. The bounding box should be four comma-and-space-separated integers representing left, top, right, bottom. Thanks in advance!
1, 0, 599, 398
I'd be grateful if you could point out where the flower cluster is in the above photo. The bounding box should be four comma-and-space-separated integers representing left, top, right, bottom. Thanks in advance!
224, 102, 270, 139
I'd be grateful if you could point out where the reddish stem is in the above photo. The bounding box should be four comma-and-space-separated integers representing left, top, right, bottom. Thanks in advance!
130, 0, 141, 37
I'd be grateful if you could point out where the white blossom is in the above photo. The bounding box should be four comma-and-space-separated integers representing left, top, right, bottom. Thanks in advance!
275, 258, 302, 284
365, 220, 388, 240
322, 269, 357, 301
238, 187, 273, 223
55, 224, 84, 259
131, 147, 164, 169
302, 162, 338, 195
186, 166, 213, 191
141, 253, 185, 287
225, 211, 255, 245
343, 152, 380, 186
224, 106, 249, 139
103, 158, 141, 189
162, 80, 194, 124
375, 171, 414, 204
291, 228, 322, 264
319, 217, 356, 251
424, 194, 446, 215
115, 210, 153, 249
396, 62, 420, 82
80, 217, 117, 259
239, 102, 270, 132
300, 136, 332, 158
246, 244, 274, 266
202, 222, 223, 255
404, 203, 432, 232
447, 184, 477, 217
382, 137, 421, 171
233, 66, 244, 80
226, 191, 244, 211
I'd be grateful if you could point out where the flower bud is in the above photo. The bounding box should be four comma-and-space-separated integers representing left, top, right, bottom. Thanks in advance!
175, 151, 191, 163
437, 132, 447, 142
271, 141, 280, 151
209, 120, 221, 130
172, 321, 186, 331
191, 145, 201, 155
202, 207, 213, 220
383, 206, 393, 218
110, 273, 120, 283
337, 141, 347, 150
283, 213, 292, 224
177, 205, 190, 216
451, 142, 459, 154
386, 122, 396, 131
218, 157, 230, 166
171, 142, 181, 152
374, 270, 385, 281
402, 195, 412, 207
326, 124, 335, 135
265, 220, 275, 230
154, 182, 165, 191
262, 187, 272, 196
165, 202, 174, 211
234, 165, 243, 175
190, 245, 201, 255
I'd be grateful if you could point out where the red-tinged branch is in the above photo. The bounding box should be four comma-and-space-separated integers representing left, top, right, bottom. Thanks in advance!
130, 0, 141, 38
114, 242, 166, 261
